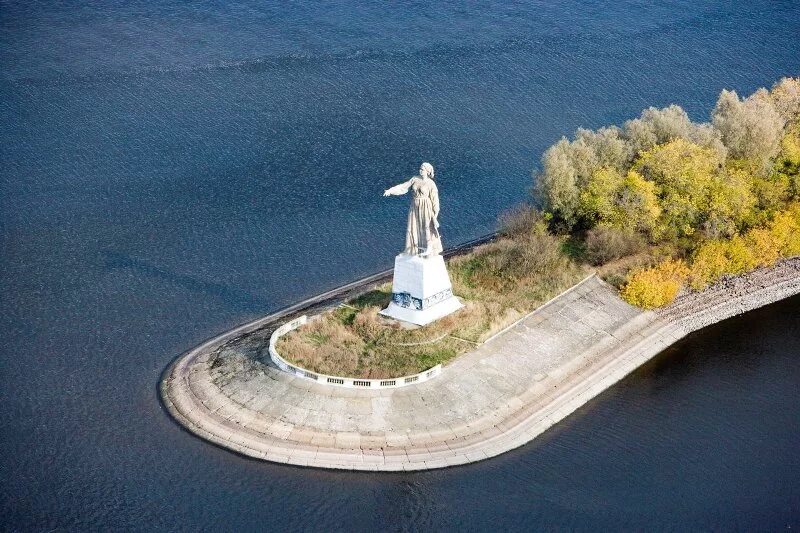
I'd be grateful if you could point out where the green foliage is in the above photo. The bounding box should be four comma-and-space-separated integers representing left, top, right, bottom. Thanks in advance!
497, 204, 548, 238
283, 78, 800, 371
535, 127, 631, 228
349, 288, 392, 309
560, 235, 587, 261
774, 125, 800, 199
703, 167, 757, 238
280, 221, 587, 378
458, 232, 570, 290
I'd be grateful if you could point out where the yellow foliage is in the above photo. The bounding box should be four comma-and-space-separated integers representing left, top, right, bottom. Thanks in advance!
743, 228, 781, 268
776, 127, 800, 200
689, 237, 758, 289
724, 236, 761, 274
785, 202, 800, 225
578, 167, 661, 237
579, 167, 623, 225
621, 170, 662, 236
621, 259, 690, 309
614, 200, 800, 306
767, 210, 800, 256
688, 203, 800, 289
703, 168, 757, 237
781, 129, 800, 166
634, 139, 722, 239
690, 241, 733, 290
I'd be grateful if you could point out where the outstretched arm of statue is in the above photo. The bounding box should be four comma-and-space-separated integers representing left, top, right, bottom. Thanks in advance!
383, 178, 414, 197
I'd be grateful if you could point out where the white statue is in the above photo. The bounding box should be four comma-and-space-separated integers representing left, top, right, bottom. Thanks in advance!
383, 162, 443, 256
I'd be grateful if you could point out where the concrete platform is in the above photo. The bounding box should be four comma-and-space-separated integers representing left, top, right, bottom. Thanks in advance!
160, 259, 800, 471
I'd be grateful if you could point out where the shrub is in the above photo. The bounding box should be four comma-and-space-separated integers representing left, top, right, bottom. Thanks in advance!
743, 227, 782, 268
723, 236, 761, 274
584, 226, 646, 265
688, 240, 730, 290
497, 204, 547, 238
688, 205, 800, 289
472, 233, 567, 283
620, 259, 689, 309
750, 171, 791, 218
767, 209, 800, 257
775, 127, 800, 200
689, 237, 758, 289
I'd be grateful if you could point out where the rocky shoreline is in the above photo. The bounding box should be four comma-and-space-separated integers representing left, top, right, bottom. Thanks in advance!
160, 257, 800, 471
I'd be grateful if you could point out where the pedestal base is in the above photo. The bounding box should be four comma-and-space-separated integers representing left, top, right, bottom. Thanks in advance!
380, 254, 463, 326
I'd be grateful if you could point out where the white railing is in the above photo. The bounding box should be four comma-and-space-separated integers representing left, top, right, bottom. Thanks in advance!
268, 315, 442, 389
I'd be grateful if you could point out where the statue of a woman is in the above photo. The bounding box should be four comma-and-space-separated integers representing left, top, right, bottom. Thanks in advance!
383, 162, 443, 256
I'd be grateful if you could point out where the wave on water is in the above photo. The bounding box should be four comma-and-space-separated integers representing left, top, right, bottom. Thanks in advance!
7, 36, 548, 88
5, 20, 689, 89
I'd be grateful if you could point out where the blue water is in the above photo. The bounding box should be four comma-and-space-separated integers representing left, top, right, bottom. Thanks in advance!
2, 1, 799, 530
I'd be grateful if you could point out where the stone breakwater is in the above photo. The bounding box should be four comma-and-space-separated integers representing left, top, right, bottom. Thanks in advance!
160, 258, 800, 471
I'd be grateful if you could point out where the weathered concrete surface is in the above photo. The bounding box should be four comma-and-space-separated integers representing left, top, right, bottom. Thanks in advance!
160, 258, 800, 471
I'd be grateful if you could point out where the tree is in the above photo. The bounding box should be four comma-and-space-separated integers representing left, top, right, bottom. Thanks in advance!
578, 168, 660, 237
574, 126, 632, 171
536, 126, 631, 228
577, 167, 623, 227
536, 138, 581, 227
634, 139, 722, 239
774, 125, 800, 200
623, 104, 727, 159
703, 167, 757, 238
712, 88, 784, 171
770, 77, 800, 126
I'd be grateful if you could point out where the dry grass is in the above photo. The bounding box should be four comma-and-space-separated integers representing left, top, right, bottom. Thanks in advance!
584, 227, 647, 266
595, 252, 656, 288
277, 220, 588, 379
276, 317, 364, 377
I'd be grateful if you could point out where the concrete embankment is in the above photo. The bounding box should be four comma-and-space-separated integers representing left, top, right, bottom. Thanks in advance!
160, 258, 800, 471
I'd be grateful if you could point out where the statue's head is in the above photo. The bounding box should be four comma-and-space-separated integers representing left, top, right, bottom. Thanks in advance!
420, 162, 435, 180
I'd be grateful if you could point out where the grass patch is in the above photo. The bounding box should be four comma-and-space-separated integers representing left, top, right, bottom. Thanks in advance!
350, 289, 392, 309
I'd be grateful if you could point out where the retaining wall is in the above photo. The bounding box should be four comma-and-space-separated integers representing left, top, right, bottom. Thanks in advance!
268, 315, 442, 389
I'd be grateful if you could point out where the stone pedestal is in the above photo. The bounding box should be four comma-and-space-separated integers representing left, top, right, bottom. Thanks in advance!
380, 254, 463, 326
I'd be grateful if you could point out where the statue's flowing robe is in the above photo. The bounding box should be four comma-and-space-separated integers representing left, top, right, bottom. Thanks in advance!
385, 176, 442, 255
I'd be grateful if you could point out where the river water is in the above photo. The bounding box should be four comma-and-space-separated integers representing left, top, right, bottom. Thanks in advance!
2, 1, 799, 530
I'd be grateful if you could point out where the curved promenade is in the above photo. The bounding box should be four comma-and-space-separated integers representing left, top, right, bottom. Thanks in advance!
160, 258, 800, 470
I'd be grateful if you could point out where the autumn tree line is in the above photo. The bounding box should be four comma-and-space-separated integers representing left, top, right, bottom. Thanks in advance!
515, 77, 800, 308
